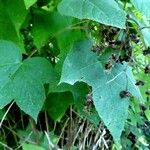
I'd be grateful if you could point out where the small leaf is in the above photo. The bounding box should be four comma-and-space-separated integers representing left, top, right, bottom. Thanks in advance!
45, 92, 74, 121
145, 109, 150, 121
22, 143, 45, 150
24, 0, 37, 9
58, 0, 126, 28
60, 39, 142, 141
0, 40, 54, 121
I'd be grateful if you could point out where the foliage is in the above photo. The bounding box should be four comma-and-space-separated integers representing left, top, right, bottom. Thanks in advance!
0, 0, 150, 149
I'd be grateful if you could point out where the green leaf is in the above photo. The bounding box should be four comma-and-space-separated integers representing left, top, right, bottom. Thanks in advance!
32, 10, 85, 75
60, 39, 142, 141
48, 81, 100, 125
32, 10, 75, 49
135, 71, 150, 100
0, 40, 54, 120
58, 0, 126, 29
0, 0, 27, 51
2, 0, 27, 36
129, 14, 150, 47
22, 144, 45, 150
24, 0, 37, 9
145, 109, 150, 121
131, 0, 150, 18
0, 4, 21, 49
44, 92, 73, 121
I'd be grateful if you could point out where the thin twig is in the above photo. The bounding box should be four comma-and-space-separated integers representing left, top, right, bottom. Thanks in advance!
0, 101, 15, 128
44, 131, 55, 149
0, 141, 13, 150
56, 118, 69, 145
28, 49, 38, 58
45, 112, 49, 133
140, 26, 150, 30
29, 118, 39, 144
15, 131, 33, 150
82, 123, 92, 150
72, 119, 85, 145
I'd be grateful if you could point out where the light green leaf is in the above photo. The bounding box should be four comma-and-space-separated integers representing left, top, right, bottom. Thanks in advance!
145, 109, 150, 121
0, 40, 54, 120
60, 39, 142, 141
22, 143, 45, 150
24, 0, 37, 9
131, 0, 150, 18
58, 0, 126, 29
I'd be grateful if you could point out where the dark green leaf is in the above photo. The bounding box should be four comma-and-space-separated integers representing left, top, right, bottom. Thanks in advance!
48, 81, 100, 125
0, 0, 27, 51
45, 92, 73, 121
32, 10, 75, 48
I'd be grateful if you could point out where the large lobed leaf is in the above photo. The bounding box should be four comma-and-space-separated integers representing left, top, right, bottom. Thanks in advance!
60, 39, 142, 141
58, 0, 126, 29
0, 41, 54, 120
